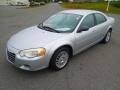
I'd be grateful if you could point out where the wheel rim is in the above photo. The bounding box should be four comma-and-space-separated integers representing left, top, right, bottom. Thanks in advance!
106, 32, 111, 42
55, 51, 69, 68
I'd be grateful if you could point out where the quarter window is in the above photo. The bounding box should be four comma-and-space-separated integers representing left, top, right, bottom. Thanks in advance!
95, 13, 106, 24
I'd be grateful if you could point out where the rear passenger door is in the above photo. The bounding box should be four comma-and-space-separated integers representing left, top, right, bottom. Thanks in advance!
93, 13, 108, 40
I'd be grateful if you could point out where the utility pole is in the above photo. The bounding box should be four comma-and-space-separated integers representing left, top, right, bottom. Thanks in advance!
106, 0, 111, 11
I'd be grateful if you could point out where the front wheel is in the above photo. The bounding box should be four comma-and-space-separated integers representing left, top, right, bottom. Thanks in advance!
49, 47, 70, 70
101, 30, 112, 43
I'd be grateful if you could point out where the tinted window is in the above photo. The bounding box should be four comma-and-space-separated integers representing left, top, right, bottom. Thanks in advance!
95, 13, 106, 24
80, 14, 95, 29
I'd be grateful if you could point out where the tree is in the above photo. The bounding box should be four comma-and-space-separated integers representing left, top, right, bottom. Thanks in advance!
29, 0, 33, 6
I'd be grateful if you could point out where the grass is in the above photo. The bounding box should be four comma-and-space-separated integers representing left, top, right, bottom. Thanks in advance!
60, 2, 120, 14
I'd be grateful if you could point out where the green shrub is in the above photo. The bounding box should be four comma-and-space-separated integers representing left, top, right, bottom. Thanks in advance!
32, 0, 51, 3
111, 1, 120, 8
62, 0, 69, 2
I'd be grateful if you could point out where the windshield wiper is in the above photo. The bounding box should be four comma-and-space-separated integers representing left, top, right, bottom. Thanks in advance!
38, 24, 60, 33
37, 24, 44, 29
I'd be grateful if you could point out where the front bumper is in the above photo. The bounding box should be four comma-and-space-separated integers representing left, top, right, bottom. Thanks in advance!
6, 46, 49, 71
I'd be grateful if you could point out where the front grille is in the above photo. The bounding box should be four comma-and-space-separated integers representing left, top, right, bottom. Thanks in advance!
7, 51, 15, 63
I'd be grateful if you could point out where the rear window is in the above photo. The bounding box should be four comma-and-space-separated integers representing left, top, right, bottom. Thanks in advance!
95, 13, 107, 24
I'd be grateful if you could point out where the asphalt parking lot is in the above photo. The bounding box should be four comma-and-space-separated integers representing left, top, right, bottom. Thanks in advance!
0, 3, 120, 90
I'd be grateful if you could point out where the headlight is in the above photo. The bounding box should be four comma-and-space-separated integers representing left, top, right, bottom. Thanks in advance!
19, 48, 46, 58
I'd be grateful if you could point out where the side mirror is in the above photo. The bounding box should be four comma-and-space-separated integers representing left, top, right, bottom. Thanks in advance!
77, 26, 89, 33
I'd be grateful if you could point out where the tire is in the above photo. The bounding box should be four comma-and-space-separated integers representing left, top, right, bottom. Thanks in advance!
101, 30, 112, 43
49, 47, 71, 70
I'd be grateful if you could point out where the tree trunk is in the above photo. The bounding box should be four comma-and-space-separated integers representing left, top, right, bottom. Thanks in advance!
29, 0, 33, 6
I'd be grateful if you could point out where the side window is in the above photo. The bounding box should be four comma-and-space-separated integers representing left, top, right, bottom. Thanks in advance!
80, 14, 95, 29
95, 13, 107, 24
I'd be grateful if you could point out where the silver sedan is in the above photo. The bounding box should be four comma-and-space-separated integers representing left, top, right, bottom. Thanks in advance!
6, 10, 115, 71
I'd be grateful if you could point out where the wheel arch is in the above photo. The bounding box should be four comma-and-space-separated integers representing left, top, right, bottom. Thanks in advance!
51, 44, 73, 58
48, 44, 73, 67
54, 45, 73, 57
107, 25, 113, 32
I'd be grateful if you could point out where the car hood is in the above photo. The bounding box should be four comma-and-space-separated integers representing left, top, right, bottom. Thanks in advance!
8, 26, 67, 50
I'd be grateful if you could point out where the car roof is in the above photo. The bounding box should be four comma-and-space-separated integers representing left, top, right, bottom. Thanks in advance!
60, 9, 101, 16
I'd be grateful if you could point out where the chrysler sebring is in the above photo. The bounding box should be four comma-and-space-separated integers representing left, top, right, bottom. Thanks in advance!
6, 10, 115, 71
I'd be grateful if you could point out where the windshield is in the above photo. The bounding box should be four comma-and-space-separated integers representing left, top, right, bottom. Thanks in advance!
38, 13, 82, 33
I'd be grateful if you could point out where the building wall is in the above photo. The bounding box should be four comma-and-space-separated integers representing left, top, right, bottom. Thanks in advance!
104, 0, 120, 1
0, 0, 29, 5
0, 0, 8, 5
0, 0, 18, 5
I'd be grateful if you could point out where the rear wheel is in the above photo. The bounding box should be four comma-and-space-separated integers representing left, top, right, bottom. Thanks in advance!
101, 30, 112, 43
49, 47, 70, 70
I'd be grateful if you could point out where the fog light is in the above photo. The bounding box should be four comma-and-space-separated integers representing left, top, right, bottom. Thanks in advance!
20, 65, 30, 70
